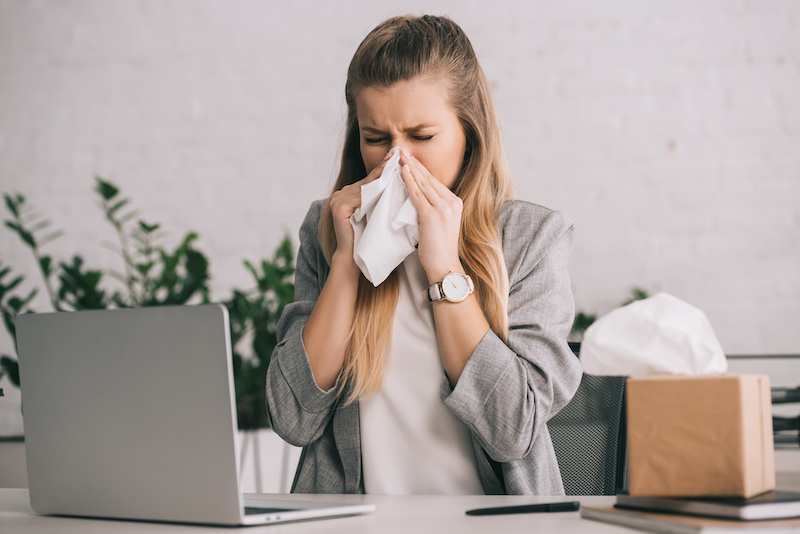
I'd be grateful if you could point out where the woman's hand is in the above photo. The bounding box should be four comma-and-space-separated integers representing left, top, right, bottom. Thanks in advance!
328, 151, 392, 268
303, 150, 392, 391
399, 147, 464, 283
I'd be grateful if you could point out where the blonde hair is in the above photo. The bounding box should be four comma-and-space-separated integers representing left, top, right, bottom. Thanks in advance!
320, 15, 513, 403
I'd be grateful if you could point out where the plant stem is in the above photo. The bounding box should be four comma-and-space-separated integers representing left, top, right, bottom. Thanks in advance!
37, 255, 59, 311
10, 211, 60, 311
108, 209, 137, 304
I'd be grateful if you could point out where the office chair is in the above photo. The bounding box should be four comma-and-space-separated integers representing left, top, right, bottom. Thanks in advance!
547, 342, 627, 495
772, 386, 800, 447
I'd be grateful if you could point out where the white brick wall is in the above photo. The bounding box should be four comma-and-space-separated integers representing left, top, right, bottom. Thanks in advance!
1, 0, 799, 432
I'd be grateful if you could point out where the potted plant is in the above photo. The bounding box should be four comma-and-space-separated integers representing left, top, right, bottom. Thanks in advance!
0, 178, 294, 434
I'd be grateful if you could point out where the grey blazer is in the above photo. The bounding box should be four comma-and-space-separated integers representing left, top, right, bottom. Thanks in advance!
265, 199, 582, 495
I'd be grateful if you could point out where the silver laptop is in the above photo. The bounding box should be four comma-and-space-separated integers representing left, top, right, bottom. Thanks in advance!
16, 304, 374, 526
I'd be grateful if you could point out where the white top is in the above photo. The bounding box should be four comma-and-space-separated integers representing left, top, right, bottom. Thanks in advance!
359, 251, 484, 495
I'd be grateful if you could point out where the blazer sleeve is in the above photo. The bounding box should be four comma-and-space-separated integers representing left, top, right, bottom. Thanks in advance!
265, 200, 341, 447
440, 202, 582, 463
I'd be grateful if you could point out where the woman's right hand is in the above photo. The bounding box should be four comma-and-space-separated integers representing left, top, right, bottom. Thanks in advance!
328, 150, 392, 266
302, 150, 392, 390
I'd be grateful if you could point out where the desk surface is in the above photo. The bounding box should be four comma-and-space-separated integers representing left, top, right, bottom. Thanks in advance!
0, 489, 630, 533
5, 471, 800, 533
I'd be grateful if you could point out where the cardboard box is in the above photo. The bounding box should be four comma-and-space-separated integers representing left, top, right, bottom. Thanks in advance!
627, 374, 775, 498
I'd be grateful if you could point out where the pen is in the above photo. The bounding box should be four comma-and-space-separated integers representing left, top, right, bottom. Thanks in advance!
465, 501, 580, 516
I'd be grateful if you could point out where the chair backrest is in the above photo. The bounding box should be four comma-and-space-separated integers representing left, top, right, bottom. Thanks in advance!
547, 342, 627, 495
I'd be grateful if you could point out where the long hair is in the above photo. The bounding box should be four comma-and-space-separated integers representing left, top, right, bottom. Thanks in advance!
320, 15, 513, 404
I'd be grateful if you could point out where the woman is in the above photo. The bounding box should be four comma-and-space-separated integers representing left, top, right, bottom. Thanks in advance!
266, 14, 582, 495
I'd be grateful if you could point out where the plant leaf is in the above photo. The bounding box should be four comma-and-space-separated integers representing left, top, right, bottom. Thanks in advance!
28, 219, 52, 232
0, 356, 20, 387
108, 198, 131, 215
118, 212, 138, 225
39, 256, 52, 277
4, 193, 22, 218
3, 275, 23, 295
38, 231, 63, 246
20, 287, 37, 308
18, 228, 36, 248
138, 220, 161, 234
94, 178, 119, 201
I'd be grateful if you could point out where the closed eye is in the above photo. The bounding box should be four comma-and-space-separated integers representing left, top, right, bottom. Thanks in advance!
362, 134, 433, 144
363, 137, 388, 145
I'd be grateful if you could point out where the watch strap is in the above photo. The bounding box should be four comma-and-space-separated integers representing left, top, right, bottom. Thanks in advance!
424, 281, 445, 302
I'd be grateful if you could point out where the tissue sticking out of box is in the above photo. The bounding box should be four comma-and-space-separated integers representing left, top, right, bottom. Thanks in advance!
580, 293, 727, 377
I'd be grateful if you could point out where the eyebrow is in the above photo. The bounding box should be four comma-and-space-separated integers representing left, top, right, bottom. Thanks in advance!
360, 124, 437, 134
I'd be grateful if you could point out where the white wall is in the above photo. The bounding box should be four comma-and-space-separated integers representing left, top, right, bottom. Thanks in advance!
1, 0, 799, 434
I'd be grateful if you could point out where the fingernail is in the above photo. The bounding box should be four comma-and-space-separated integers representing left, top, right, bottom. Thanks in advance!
383, 151, 392, 160
401, 147, 411, 158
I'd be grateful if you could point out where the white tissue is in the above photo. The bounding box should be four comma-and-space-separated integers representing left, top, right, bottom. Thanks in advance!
580, 293, 727, 377
351, 147, 420, 286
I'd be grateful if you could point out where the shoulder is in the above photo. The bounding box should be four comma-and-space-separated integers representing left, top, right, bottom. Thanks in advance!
497, 199, 574, 279
301, 198, 327, 230
298, 198, 327, 242
292, 199, 331, 297
498, 199, 574, 245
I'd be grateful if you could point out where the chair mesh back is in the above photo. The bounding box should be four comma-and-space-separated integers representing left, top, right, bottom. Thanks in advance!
548, 372, 627, 495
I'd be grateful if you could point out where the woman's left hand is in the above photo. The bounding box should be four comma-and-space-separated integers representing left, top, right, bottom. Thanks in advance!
399, 148, 464, 283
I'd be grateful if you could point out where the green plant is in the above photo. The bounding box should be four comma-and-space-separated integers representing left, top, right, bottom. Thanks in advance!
1, 178, 294, 430
0, 260, 33, 387
226, 239, 294, 430
570, 287, 651, 342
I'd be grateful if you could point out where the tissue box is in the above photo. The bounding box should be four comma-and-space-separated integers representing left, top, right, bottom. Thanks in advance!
626, 373, 775, 498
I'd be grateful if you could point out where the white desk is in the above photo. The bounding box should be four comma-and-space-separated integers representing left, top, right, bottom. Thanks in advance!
0, 489, 629, 533
5, 471, 800, 533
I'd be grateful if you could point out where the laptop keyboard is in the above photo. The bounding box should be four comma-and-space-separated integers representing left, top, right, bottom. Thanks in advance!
245, 507, 295, 515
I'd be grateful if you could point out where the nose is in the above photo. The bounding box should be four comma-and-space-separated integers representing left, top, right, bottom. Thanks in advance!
390, 140, 410, 155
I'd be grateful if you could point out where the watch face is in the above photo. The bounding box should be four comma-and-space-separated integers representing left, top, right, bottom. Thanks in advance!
442, 273, 471, 302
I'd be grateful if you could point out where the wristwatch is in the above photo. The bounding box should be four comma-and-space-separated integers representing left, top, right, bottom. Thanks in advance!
424, 272, 474, 303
